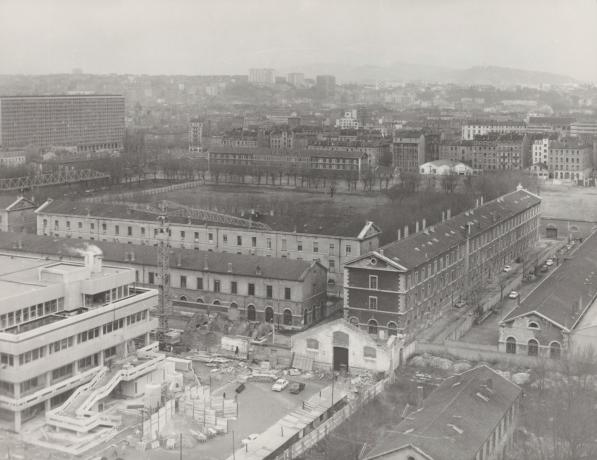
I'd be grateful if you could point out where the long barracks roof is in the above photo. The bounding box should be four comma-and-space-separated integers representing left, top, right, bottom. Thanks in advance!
364, 366, 521, 460
367, 188, 541, 271
501, 231, 597, 330
0, 232, 320, 282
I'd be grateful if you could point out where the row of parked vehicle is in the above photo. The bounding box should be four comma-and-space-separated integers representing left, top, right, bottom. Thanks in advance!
271, 378, 306, 394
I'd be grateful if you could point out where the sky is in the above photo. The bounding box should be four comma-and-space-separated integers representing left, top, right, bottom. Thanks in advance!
1, 0, 596, 82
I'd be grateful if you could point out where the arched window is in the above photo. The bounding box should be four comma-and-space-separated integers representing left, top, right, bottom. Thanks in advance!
229, 302, 238, 310
506, 337, 516, 354
196, 297, 204, 303
247, 304, 256, 321
212, 299, 221, 306
550, 342, 561, 360
528, 321, 539, 329
179, 295, 187, 301
306, 338, 319, 350
528, 339, 539, 356
363, 346, 377, 359
368, 319, 378, 335
349, 317, 359, 326
327, 279, 336, 287
265, 306, 274, 323
387, 322, 398, 336
283, 309, 292, 325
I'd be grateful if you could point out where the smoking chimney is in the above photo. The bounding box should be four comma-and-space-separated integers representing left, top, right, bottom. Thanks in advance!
84, 247, 103, 274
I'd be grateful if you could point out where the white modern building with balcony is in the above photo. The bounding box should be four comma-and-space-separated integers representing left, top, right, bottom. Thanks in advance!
0, 248, 159, 432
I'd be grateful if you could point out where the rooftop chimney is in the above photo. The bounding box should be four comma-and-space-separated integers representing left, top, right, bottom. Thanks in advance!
84, 247, 103, 274
422, 218, 426, 230
397, 228, 402, 241
404, 225, 409, 238
485, 378, 493, 391
447, 209, 451, 220
480, 196, 484, 206
416, 221, 420, 233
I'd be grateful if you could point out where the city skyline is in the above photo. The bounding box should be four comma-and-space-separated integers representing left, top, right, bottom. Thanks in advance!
1, 0, 596, 82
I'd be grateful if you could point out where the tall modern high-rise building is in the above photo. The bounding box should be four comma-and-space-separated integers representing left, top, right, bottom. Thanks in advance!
287, 73, 305, 87
315, 75, 336, 98
0, 94, 125, 152
248, 68, 275, 85
189, 118, 203, 152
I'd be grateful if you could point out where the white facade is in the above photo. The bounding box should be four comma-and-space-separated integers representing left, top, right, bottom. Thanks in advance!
532, 138, 550, 164
461, 122, 525, 141
248, 68, 275, 85
335, 110, 360, 130
0, 251, 158, 432
419, 160, 473, 176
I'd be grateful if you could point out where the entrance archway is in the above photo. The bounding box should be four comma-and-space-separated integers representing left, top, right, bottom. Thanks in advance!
265, 306, 274, 323
247, 304, 256, 321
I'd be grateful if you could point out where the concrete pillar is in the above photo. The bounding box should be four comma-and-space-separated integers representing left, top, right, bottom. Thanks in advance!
14, 410, 21, 432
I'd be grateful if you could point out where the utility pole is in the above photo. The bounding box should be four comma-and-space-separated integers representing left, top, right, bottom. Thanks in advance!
232, 431, 236, 460
179, 433, 183, 460
156, 205, 171, 343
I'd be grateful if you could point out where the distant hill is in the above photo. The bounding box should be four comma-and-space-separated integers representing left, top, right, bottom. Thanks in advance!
284, 62, 578, 86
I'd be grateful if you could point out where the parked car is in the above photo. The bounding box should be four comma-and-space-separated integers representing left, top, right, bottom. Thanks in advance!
241, 434, 259, 446
540, 265, 549, 273
454, 300, 466, 309
508, 290, 520, 299
546, 258, 554, 266
288, 382, 306, 394
503, 265, 512, 272
235, 383, 246, 394
272, 378, 289, 392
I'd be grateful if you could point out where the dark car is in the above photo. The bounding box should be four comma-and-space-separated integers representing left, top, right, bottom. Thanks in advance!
540, 264, 549, 273
288, 382, 305, 394
235, 383, 246, 394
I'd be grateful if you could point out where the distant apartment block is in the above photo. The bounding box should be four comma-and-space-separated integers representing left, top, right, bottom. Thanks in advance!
570, 120, 597, 138
461, 120, 526, 140
547, 138, 593, 182
335, 110, 360, 130
392, 130, 426, 172
188, 118, 203, 152
315, 75, 336, 98
248, 68, 275, 85
0, 250, 158, 432
0, 95, 125, 152
531, 137, 550, 164
287, 73, 305, 87
526, 116, 574, 136
270, 129, 294, 151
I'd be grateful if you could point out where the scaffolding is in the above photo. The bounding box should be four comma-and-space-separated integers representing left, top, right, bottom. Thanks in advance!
156, 209, 171, 333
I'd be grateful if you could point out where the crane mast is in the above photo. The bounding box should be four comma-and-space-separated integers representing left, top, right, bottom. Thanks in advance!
156, 210, 171, 334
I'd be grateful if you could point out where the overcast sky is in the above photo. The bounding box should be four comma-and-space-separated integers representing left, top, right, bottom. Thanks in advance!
1, 0, 596, 81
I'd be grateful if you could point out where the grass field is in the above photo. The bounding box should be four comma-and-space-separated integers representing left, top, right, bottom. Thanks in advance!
135, 184, 474, 244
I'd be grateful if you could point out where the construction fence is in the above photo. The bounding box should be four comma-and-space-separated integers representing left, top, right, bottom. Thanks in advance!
142, 399, 176, 442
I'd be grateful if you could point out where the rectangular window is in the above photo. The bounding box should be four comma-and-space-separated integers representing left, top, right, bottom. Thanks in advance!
196, 277, 203, 289
180, 231, 185, 239
180, 275, 187, 289
329, 259, 336, 272
368, 296, 378, 309
223, 234, 228, 244
237, 235, 242, 246
281, 238, 287, 251
313, 241, 319, 253
266, 285, 273, 299
66, 221, 70, 229
251, 236, 257, 247
194, 232, 199, 241
329, 243, 334, 254
231, 281, 237, 294
208, 232, 214, 242
345, 245, 352, 255
148, 272, 155, 284
115, 225, 120, 235
266, 238, 272, 250
214, 280, 221, 293
248, 283, 255, 296
141, 227, 146, 235
78, 222, 82, 229
297, 240, 303, 252
369, 275, 378, 289
284, 287, 291, 300
128, 226, 133, 236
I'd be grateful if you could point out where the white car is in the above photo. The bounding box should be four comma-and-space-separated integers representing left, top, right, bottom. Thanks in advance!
508, 290, 520, 299
503, 265, 512, 272
272, 378, 289, 392
546, 258, 554, 266
241, 434, 259, 446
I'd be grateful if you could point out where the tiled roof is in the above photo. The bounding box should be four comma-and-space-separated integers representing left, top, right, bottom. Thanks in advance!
364, 366, 521, 460
372, 188, 541, 270
501, 231, 597, 329
0, 232, 319, 282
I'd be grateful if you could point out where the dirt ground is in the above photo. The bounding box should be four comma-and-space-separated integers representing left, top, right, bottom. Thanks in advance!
539, 183, 597, 221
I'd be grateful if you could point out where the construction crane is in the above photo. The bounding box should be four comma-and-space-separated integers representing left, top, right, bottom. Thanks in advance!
156, 207, 171, 341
